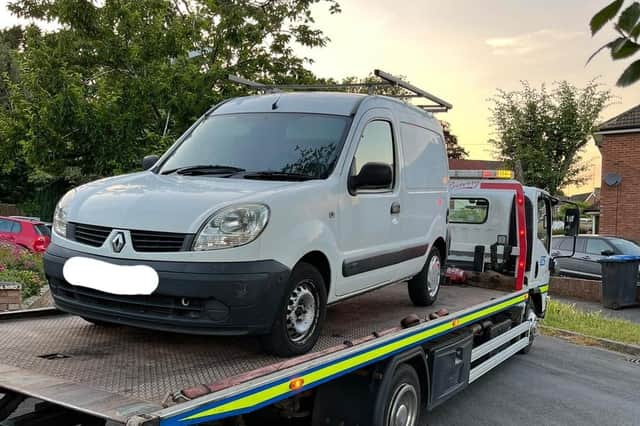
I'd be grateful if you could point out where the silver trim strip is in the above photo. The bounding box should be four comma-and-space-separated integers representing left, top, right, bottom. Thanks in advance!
470, 321, 530, 362
469, 336, 530, 383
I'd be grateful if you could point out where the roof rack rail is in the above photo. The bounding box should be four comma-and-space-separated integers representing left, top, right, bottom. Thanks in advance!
228, 69, 452, 112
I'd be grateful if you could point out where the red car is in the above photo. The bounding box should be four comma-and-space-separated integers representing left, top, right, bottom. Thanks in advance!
0, 216, 51, 253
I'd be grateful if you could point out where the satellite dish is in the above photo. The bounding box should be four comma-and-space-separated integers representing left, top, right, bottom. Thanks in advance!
604, 172, 622, 187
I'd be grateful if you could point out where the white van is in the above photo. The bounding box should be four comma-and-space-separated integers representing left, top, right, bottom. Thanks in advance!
43, 71, 451, 356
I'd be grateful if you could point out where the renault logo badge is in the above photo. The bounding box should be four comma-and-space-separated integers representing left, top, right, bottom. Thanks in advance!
111, 232, 126, 253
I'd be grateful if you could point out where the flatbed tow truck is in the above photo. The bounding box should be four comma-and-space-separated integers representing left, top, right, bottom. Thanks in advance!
0, 170, 579, 426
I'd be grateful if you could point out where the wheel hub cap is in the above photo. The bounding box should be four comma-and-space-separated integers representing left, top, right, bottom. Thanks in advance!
427, 256, 441, 297
388, 383, 418, 426
286, 281, 318, 343
527, 309, 538, 339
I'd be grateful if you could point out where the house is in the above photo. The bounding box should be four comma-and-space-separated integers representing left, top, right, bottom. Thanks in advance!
567, 189, 600, 234
568, 188, 600, 206
594, 104, 640, 241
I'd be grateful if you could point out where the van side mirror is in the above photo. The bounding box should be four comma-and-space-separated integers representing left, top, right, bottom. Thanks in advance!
601, 249, 615, 256
142, 155, 160, 170
349, 162, 392, 193
563, 208, 580, 237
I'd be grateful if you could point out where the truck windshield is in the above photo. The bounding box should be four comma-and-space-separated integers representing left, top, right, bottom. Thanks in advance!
159, 113, 351, 179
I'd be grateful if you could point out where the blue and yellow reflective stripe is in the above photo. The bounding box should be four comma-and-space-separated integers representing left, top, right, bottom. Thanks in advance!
539, 284, 549, 294
164, 291, 529, 425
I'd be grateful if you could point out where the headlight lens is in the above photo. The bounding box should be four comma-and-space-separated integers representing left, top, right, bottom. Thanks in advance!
52, 190, 76, 237
193, 204, 269, 250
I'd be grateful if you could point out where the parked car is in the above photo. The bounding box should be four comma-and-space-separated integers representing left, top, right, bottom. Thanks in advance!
551, 235, 640, 279
0, 216, 51, 253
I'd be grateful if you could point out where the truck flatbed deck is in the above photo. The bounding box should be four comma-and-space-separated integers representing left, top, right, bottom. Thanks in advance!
1, 283, 533, 425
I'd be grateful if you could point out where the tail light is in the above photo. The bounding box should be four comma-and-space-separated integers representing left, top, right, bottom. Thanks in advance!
34, 236, 48, 252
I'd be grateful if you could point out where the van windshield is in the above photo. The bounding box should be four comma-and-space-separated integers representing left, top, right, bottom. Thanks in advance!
159, 113, 351, 179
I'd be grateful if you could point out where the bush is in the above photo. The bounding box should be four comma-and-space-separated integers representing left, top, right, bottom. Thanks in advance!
0, 241, 47, 300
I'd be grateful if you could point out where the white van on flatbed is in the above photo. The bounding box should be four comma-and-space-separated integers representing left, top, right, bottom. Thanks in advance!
43, 70, 449, 357
0, 72, 581, 426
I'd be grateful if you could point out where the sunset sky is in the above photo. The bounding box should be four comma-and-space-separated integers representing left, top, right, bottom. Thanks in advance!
298, 0, 637, 194
1, 0, 637, 194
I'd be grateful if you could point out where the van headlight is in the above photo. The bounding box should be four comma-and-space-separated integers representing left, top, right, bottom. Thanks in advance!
193, 204, 269, 250
53, 190, 76, 237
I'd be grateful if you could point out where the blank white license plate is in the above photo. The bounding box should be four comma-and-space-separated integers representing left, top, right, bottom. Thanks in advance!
63, 256, 159, 295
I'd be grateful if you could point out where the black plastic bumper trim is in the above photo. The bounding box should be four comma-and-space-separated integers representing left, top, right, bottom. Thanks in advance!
43, 244, 290, 335
342, 244, 428, 277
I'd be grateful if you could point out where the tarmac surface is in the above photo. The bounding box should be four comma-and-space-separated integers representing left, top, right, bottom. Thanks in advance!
425, 335, 640, 426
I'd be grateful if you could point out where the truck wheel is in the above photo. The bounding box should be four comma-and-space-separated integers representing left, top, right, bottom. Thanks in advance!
374, 364, 421, 426
519, 305, 537, 354
261, 262, 327, 357
408, 247, 441, 306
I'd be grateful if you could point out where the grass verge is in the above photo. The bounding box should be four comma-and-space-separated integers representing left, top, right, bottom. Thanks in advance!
542, 299, 640, 346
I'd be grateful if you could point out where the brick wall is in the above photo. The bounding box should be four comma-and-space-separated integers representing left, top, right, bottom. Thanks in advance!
599, 132, 640, 241
549, 277, 602, 302
0, 283, 22, 311
549, 276, 640, 302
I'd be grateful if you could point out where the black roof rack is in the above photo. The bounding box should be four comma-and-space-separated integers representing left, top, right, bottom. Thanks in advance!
228, 69, 452, 113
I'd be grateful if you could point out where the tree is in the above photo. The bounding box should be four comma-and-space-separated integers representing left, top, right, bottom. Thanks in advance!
441, 121, 467, 159
488, 81, 611, 195
1, 1, 339, 178
589, 0, 640, 86
0, 0, 340, 216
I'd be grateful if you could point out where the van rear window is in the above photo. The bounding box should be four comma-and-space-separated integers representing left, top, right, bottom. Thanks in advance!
449, 198, 489, 224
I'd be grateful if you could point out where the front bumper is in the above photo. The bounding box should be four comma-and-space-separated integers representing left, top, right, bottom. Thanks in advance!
44, 244, 290, 335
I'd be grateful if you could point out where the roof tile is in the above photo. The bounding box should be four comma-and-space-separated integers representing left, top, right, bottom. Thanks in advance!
598, 104, 640, 132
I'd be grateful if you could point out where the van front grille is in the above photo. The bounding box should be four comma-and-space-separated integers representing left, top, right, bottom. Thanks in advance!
70, 223, 111, 247
130, 230, 188, 252
68, 223, 191, 252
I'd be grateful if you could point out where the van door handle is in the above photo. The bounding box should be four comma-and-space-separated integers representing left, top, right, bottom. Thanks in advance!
390, 202, 401, 215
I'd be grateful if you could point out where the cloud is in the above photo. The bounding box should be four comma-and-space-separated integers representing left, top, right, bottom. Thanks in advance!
486, 29, 584, 56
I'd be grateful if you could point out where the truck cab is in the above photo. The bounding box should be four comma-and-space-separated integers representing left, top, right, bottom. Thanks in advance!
447, 170, 554, 301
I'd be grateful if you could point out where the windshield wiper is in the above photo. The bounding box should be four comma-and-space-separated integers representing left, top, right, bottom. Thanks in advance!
240, 171, 316, 181
161, 165, 246, 176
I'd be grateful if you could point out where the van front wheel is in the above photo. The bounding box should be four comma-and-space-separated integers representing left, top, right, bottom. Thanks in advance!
408, 247, 442, 306
261, 262, 327, 357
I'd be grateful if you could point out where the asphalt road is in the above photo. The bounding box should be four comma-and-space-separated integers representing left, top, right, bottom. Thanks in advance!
425, 335, 640, 426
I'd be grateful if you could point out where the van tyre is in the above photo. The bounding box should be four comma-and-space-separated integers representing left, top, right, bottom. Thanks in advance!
408, 247, 442, 306
373, 364, 421, 426
261, 262, 327, 357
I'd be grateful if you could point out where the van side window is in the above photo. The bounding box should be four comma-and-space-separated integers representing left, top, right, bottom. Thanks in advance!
399, 123, 446, 189
351, 121, 394, 190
